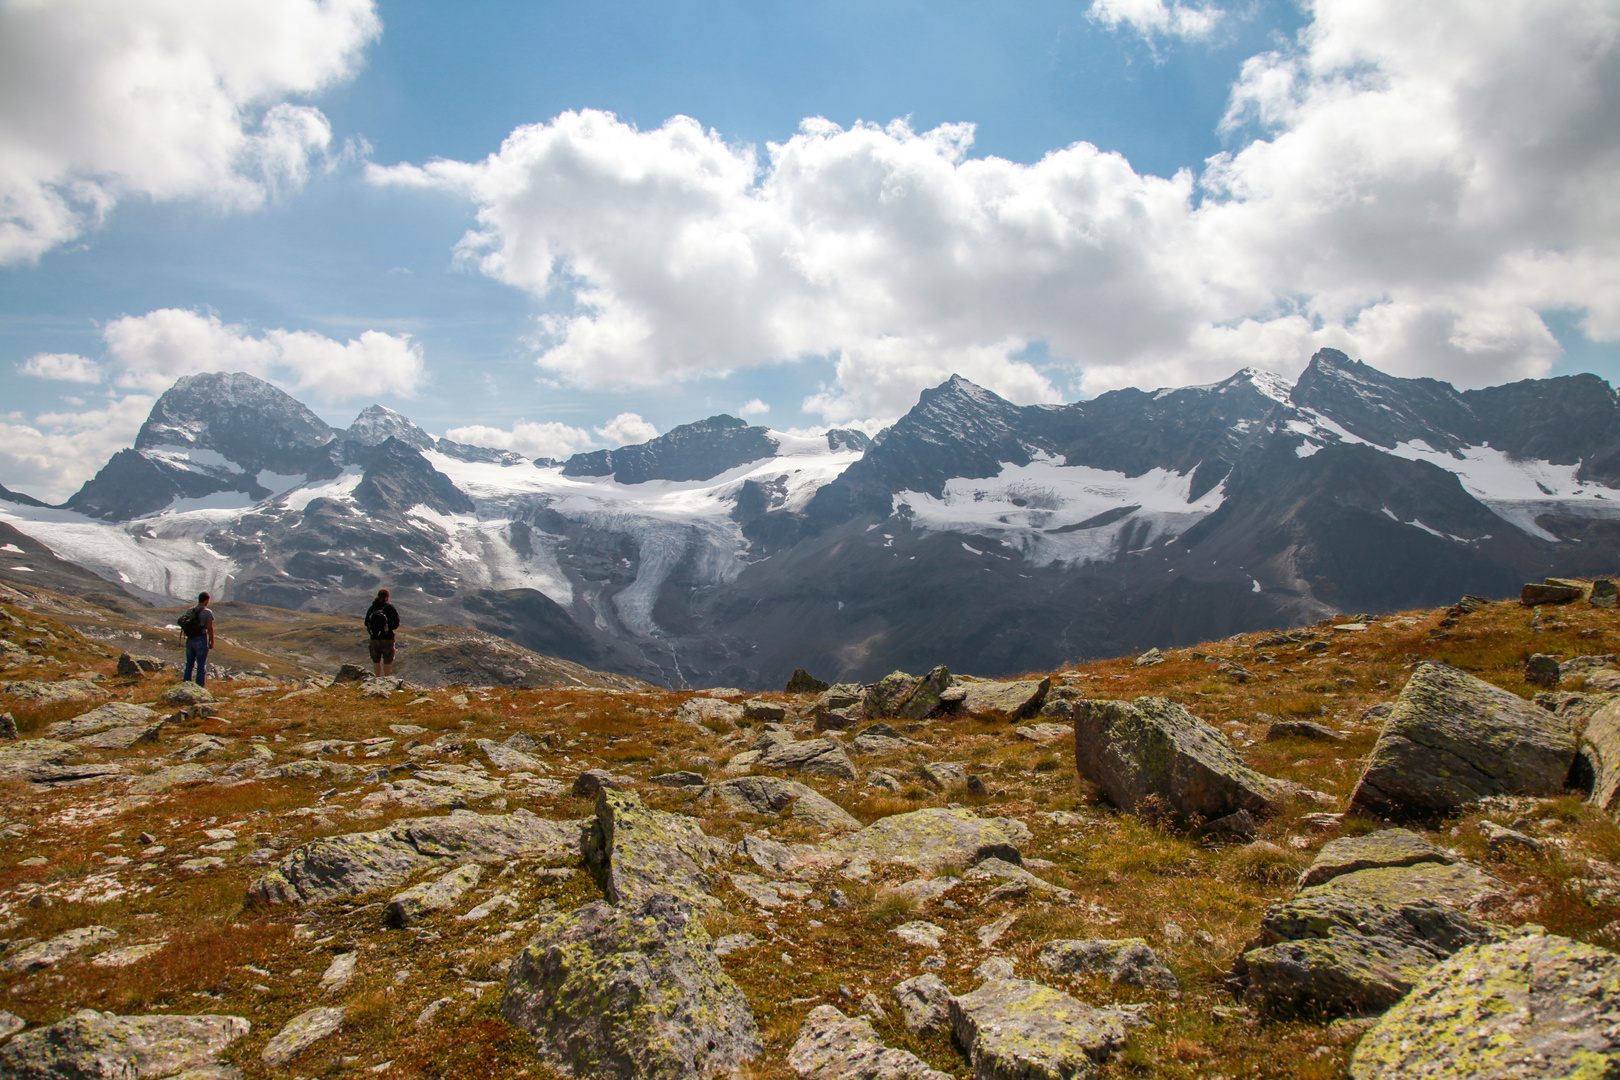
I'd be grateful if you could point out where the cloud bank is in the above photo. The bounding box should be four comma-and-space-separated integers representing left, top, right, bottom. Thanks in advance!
0, 0, 380, 263
373, 0, 1620, 420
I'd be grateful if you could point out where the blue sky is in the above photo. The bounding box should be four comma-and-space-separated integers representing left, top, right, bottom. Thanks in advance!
2, 0, 1617, 499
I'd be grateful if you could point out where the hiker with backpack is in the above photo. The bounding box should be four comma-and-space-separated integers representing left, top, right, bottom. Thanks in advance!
178, 591, 215, 686
366, 588, 401, 676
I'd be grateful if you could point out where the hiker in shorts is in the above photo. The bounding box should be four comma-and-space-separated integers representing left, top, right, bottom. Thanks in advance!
179, 591, 215, 686
366, 588, 400, 676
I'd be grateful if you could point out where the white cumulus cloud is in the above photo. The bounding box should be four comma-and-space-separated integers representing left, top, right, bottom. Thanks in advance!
596, 412, 659, 446
738, 398, 770, 417
101, 308, 425, 401
0, 393, 156, 503
374, 0, 1620, 413
1088, 0, 1224, 41
443, 420, 592, 460
19, 352, 102, 383
0, 0, 381, 263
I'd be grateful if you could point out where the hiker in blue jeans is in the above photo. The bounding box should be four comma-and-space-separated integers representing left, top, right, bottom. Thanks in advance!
179, 591, 216, 685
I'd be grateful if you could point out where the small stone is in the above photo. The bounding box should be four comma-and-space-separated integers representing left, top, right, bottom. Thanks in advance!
320, 951, 358, 992
1037, 938, 1180, 994
261, 1006, 345, 1066
415, 997, 453, 1027
975, 956, 1016, 981
893, 921, 945, 949
788, 1005, 950, 1080
1479, 820, 1543, 857
1524, 654, 1561, 689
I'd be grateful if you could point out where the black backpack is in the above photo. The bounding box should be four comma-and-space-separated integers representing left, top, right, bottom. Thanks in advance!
366, 607, 390, 639
177, 606, 203, 639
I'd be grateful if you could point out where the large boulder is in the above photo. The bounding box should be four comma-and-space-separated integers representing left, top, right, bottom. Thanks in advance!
247, 808, 577, 906
0, 1010, 249, 1080
160, 682, 214, 706
861, 666, 951, 722
807, 808, 1030, 876
950, 979, 1125, 1080
1350, 934, 1620, 1078
756, 737, 857, 780
891, 974, 953, 1037
954, 678, 1050, 720
1348, 662, 1577, 817
501, 892, 760, 1080
788, 1005, 950, 1080
1068, 696, 1292, 821
1576, 696, 1620, 817
672, 698, 745, 730
583, 789, 722, 907
706, 777, 861, 832
1233, 830, 1504, 1018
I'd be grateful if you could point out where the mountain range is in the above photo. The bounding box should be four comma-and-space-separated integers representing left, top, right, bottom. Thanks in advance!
3, 348, 1617, 688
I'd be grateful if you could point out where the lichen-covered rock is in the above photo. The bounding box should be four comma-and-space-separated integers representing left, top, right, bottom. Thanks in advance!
44, 702, 158, 740
950, 978, 1126, 1080
955, 678, 1050, 721
1521, 581, 1584, 606
128, 763, 215, 794
892, 973, 953, 1036
1264, 720, 1346, 743
756, 737, 857, 780
0, 739, 81, 783
808, 808, 1030, 876
1036, 939, 1179, 994
1296, 828, 1457, 889
583, 789, 721, 907
1233, 852, 1504, 1018
260, 1006, 344, 1067
1348, 662, 1577, 817
385, 863, 482, 927
159, 682, 214, 706
920, 761, 968, 790
672, 698, 745, 730
0, 679, 106, 706
0, 1010, 249, 1080
788, 1005, 950, 1080
1069, 696, 1292, 821
1577, 696, 1620, 818
501, 892, 760, 1080
2, 926, 118, 972
786, 669, 830, 694
247, 808, 577, 906
965, 857, 1071, 898
572, 769, 630, 798
1350, 934, 1620, 1078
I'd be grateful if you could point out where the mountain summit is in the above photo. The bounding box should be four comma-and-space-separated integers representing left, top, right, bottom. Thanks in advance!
9, 349, 1620, 686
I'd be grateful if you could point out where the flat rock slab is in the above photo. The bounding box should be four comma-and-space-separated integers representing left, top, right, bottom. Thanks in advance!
1297, 828, 1457, 889
247, 808, 578, 906
502, 892, 760, 1080
75, 723, 165, 750
385, 863, 483, 927
1235, 854, 1505, 1018
1, 679, 106, 705
950, 978, 1125, 1080
1576, 696, 1620, 816
1070, 696, 1292, 821
261, 1006, 344, 1067
44, 702, 158, 740
1349, 661, 1577, 817
0, 1010, 249, 1080
806, 808, 1030, 876
0, 739, 81, 783
584, 789, 722, 908
2, 926, 118, 972
1351, 934, 1620, 1078
706, 776, 861, 833
966, 857, 1071, 898
129, 763, 215, 794
956, 678, 1051, 720
1036, 938, 1179, 993
788, 1005, 951, 1080
1016, 723, 1073, 744
756, 737, 857, 780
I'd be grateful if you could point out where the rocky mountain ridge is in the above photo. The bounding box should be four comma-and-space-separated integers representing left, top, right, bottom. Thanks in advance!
6, 351, 1620, 688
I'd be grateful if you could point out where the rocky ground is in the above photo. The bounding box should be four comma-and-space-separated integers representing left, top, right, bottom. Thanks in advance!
3, 580, 1620, 1078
